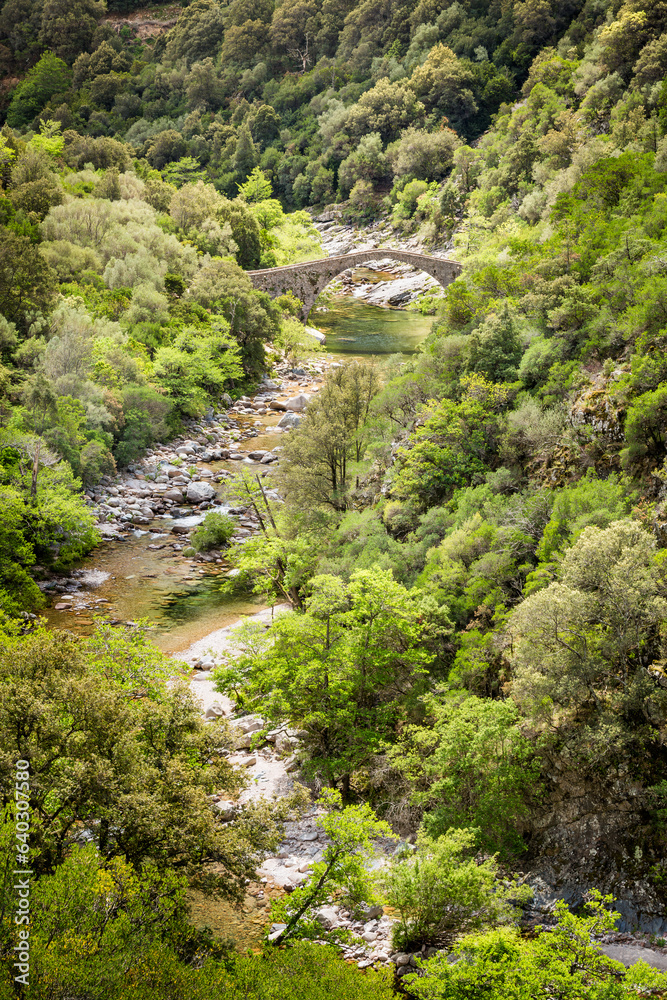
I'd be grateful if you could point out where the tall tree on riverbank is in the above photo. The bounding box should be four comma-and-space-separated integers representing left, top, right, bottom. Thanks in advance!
279, 360, 380, 512
214, 567, 450, 793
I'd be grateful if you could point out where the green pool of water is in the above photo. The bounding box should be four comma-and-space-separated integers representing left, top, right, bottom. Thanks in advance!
43, 533, 264, 655
312, 297, 434, 355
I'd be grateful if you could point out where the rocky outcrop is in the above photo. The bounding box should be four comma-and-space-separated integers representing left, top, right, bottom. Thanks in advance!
522, 764, 667, 935
278, 412, 303, 429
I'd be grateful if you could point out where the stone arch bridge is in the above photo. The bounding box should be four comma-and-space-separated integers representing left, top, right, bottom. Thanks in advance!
247, 250, 463, 320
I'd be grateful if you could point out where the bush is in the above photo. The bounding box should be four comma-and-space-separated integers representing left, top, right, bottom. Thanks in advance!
389, 696, 539, 854
383, 827, 529, 949
392, 178, 430, 222
191, 512, 236, 551
114, 386, 173, 466
80, 439, 116, 484
405, 893, 667, 1000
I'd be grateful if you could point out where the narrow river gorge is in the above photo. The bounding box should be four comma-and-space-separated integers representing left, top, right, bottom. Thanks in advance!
43, 254, 435, 654
35, 252, 438, 958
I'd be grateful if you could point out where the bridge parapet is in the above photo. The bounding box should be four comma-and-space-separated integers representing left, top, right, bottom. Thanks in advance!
247, 249, 463, 320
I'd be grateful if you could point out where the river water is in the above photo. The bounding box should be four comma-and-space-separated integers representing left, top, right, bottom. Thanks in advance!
313, 298, 433, 355
43, 289, 432, 652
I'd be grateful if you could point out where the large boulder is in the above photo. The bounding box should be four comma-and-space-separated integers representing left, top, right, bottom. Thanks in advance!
278, 412, 303, 429
163, 488, 184, 502
284, 394, 310, 411
215, 800, 238, 821
233, 715, 265, 735
186, 481, 216, 503
315, 906, 340, 930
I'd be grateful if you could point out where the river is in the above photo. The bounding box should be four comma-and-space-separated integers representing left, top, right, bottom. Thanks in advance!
43, 286, 432, 652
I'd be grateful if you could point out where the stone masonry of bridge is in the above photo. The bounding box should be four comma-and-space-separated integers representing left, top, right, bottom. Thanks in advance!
247, 250, 463, 320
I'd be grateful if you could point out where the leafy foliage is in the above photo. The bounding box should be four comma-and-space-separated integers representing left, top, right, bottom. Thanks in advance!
0, 624, 295, 896
384, 827, 530, 949
191, 512, 236, 552
268, 789, 395, 944
215, 567, 448, 790
406, 893, 667, 1000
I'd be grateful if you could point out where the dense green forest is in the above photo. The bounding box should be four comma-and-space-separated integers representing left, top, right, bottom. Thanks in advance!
6, 0, 667, 995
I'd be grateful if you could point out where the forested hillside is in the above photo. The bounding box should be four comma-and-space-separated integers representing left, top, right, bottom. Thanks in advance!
5, 0, 667, 997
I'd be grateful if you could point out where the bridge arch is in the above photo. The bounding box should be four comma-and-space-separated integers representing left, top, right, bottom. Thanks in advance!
247, 250, 462, 321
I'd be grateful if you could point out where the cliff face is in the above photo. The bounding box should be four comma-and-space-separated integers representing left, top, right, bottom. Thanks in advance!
523, 765, 667, 933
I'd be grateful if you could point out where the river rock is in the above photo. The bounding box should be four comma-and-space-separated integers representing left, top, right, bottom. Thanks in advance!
234, 715, 265, 735
267, 924, 287, 942
275, 731, 298, 754
228, 753, 256, 767
263, 379, 280, 390
601, 945, 667, 971
215, 801, 237, 821
315, 907, 340, 930
269, 400, 287, 411
284, 394, 310, 411
285, 755, 301, 773
163, 488, 185, 502
186, 482, 216, 503
278, 412, 303, 429
248, 450, 268, 460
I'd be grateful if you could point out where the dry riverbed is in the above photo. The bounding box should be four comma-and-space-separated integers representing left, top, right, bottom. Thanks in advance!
183, 604, 426, 974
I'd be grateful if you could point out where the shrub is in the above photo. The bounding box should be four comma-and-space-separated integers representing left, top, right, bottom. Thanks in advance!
405, 893, 667, 1000
383, 827, 529, 949
191, 512, 235, 551
389, 696, 539, 854
80, 439, 116, 484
